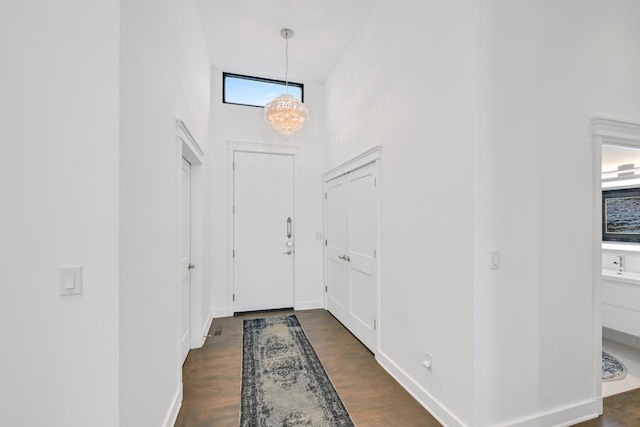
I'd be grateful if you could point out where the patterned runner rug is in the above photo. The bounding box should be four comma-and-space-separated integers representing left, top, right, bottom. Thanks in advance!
602, 351, 627, 382
241, 315, 354, 426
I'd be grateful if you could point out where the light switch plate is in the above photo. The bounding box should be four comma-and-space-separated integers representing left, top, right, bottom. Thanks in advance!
491, 251, 500, 270
60, 265, 83, 296
423, 351, 433, 370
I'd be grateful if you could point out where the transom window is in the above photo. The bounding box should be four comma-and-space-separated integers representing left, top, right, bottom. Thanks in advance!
223, 72, 303, 108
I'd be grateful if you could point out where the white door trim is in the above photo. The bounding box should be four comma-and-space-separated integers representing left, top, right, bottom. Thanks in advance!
228, 140, 301, 156
180, 157, 192, 365
227, 141, 299, 314
178, 119, 205, 162
323, 146, 381, 354
590, 116, 640, 412
176, 120, 205, 364
323, 146, 381, 182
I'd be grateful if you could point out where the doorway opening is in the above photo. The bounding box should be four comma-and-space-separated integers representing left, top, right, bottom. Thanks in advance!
600, 142, 640, 397
593, 117, 640, 398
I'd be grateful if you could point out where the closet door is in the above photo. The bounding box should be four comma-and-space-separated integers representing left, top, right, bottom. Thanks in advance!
325, 162, 378, 352
344, 163, 377, 351
326, 176, 348, 321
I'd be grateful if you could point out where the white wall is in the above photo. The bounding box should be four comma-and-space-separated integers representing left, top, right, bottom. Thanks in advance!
327, 0, 640, 425
473, 1, 544, 425
0, 1, 120, 426
209, 68, 326, 316
325, 1, 476, 424
474, 1, 640, 425
119, 0, 211, 425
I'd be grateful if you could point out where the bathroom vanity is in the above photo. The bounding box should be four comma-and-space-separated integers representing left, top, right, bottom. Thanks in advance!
602, 269, 640, 337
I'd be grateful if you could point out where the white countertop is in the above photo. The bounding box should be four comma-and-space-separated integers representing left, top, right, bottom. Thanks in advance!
603, 269, 640, 285
602, 243, 640, 253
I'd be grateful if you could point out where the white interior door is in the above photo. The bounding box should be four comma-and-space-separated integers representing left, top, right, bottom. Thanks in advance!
326, 177, 348, 322
180, 157, 192, 364
345, 164, 377, 350
233, 151, 294, 312
325, 162, 378, 352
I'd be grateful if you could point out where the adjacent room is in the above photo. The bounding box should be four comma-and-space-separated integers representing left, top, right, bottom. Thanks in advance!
3, 1, 640, 426
600, 143, 640, 397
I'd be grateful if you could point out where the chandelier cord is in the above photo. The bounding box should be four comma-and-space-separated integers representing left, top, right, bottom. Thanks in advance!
264, 28, 308, 136
284, 30, 289, 94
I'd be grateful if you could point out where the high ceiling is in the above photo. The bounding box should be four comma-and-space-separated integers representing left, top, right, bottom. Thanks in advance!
195, 0, 378, 83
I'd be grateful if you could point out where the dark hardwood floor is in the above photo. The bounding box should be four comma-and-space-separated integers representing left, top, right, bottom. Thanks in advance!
577, 390, 640, 427
175, 309, 439, 426
175, 309, 640, 426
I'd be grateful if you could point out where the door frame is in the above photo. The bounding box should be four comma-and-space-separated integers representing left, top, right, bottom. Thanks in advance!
591, 117, 640, 410
179, 156, 192, 365
176, 120, 206, 361
323, 146, 381, 353
226, 141, 300, 314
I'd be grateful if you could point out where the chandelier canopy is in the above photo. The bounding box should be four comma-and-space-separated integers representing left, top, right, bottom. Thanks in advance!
264, 28, 309, 136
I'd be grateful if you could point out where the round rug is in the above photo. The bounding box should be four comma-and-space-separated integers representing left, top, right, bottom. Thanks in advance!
602, 351, 627, 382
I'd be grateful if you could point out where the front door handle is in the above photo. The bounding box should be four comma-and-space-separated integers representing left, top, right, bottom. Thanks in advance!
338, 255, 350, 262
283, 250, 292, 255
188, 263, 196, 270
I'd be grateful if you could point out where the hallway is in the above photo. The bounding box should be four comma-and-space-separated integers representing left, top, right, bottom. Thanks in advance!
176, 309, 640, 427
5, 1, 640, 425
175, 309, 439, 426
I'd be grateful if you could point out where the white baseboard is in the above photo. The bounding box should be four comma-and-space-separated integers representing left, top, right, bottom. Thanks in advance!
200, 310, 214, 346
294, 300, 324, 311
162, 383, 183, 427
505, 398, 600, 427
212, 307, 233, 318
377, 351, 601, 427
376, 350, 467, 427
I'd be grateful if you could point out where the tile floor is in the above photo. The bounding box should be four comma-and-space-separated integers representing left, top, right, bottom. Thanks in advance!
602, 338, 640, 397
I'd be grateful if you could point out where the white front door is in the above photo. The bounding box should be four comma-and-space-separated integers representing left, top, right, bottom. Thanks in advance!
233, 151, 294, 312
325, 162, 378, 352
180, 157, 192, 364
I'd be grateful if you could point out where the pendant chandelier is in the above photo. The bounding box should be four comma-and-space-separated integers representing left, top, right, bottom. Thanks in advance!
264, 28, 309, 136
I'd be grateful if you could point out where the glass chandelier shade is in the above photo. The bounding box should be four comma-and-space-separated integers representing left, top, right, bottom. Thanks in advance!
264, 94, 309, 136
264, 28, 309, 136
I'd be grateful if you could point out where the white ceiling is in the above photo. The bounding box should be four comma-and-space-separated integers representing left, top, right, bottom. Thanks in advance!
194, 0, 378, 83
602, 145, 640, 172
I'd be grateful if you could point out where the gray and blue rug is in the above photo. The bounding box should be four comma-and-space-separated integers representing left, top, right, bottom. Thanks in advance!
241, 315, 354, 427
602, 351, 627, 382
